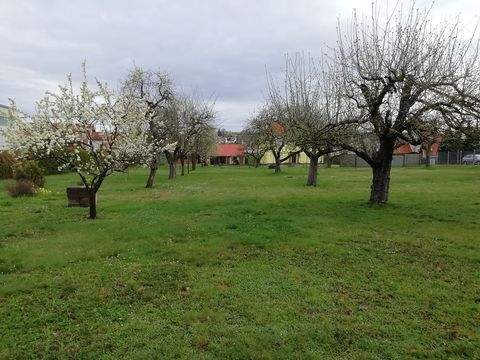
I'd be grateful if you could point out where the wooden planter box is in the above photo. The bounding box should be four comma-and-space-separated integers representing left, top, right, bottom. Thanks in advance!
66, 187, 93, 207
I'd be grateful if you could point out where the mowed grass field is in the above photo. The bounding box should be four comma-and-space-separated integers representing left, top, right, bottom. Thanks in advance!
0, 165, 479, 359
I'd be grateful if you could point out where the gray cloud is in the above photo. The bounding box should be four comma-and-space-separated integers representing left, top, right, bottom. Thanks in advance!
0, 0, 477, 130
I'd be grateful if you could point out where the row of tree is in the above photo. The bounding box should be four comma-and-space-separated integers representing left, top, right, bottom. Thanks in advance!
242, 2, 480, 203
5, 2, 480, 217
5, 65, 217, 218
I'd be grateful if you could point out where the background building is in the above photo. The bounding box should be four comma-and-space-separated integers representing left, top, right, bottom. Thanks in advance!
260, 149, 314, 165
211, 143, 246, 165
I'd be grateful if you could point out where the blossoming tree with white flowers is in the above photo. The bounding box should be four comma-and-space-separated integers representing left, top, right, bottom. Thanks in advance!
5, 67, 146, 219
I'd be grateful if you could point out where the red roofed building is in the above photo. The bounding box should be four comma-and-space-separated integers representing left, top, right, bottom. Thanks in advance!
394, 141, 440, 157
394, 143, 421, 155
394, 139, 441, 165
211, 143, 246, 165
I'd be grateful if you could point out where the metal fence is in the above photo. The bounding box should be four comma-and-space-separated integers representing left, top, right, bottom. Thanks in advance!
339, 150, 480, 167
437, 150, 480, 165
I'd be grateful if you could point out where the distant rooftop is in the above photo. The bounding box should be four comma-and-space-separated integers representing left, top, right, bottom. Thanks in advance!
214, 143, 245, 157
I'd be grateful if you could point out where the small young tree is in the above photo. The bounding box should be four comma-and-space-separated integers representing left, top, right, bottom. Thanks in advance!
267, 53, 343, 186
121, 67, 174, 188
332, 1, 480, 203
5, 68, 143, 219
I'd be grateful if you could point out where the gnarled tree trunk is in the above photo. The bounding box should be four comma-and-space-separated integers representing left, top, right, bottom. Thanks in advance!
273, 153, 281, 173
169, 162, 176, 179
306, 155, 319, 186
164, 150, 177, 180
274, 159, 281, 173
180, 157, 185, 176
369, 138, 394, 204
145, 166, 157, 188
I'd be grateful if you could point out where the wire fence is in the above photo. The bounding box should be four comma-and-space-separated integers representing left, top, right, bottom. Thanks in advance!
339, 150, 480, 167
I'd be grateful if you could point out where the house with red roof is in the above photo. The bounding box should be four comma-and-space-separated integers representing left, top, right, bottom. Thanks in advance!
394, 143, 440, 157
394, 140, 440, 156
211, 143, 246, 165
394, 139, 441, 165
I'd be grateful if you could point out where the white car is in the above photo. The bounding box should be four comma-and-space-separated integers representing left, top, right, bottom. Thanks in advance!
462, 154, 480, 165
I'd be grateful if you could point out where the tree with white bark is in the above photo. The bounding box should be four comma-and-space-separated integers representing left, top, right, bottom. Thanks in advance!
331, 1, 480, 203
5, 67, 145, 218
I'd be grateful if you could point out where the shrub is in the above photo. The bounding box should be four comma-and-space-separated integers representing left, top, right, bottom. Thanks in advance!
0, 151, 16, 179
13, 160, 45, 187
5, 180, 35, 197
37, 156, 64, 175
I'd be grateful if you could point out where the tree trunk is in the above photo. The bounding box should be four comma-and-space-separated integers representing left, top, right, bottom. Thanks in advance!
88, 191, 97, 219
325, 154, 332, 168
192, 157, 197, 171
306, 156, 319, 186
370, 164, 391, 204
369, 139, 394, 204
169, 162, 176, 179
181, 158, 185, 176
255, 158, 260, 168
274, 155, 281, 173
145, 166, 157, 188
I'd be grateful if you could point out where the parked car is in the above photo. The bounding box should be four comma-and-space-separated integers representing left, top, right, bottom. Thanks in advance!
461, 154, 480, 165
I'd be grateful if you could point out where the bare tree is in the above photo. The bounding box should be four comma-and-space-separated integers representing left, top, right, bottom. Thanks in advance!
332, 1, 480, 203
267, 53, 344, 186
121, 67, 174, 188
162, 94, 216, 179
413, 114, 443, 167
189, 124, 217, 170
240, 123, 269, 168
250, 104, 299, 173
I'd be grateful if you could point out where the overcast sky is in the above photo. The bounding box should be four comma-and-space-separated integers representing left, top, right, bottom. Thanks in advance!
0, 0, 478, 130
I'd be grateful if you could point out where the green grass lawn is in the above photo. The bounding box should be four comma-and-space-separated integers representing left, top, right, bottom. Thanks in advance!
1, 165, 479, 359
